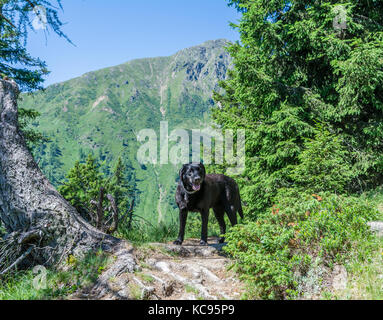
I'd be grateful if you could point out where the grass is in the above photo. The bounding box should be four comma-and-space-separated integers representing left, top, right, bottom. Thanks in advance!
117, 219, 179, 245
136, 272, 155, 284
118, 211, 226, 246
0, 250, 111, 300
185, 284, 199, 295
1, 190, 382, 300
335, 237, 383, 300
223, 191, 383, 299
128, 282, 142, 300
332, 189, 383, 300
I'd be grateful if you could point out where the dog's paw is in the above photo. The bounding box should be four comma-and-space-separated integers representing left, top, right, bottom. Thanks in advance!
199, 240, 208, 246
173, 239, 183, 246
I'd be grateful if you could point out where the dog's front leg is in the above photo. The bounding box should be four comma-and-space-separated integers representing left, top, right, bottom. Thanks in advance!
174, 209, 188, 245
200, 209, 209, 246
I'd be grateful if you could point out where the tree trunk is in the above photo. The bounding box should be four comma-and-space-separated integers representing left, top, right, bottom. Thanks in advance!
0, 79, 120, 271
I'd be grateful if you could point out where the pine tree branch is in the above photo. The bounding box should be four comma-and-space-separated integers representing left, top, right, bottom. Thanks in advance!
0, 13, 16, 28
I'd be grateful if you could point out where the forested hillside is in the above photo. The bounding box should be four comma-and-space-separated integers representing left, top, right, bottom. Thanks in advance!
20, 39, 231, 223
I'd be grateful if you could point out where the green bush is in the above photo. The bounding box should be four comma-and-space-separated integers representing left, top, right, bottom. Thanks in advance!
291, 125, 354, 194
223, 192, 380, 299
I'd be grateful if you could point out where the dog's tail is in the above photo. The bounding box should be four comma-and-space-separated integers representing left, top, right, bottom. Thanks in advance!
237, 194, 244, 219
238, 202, 244, 219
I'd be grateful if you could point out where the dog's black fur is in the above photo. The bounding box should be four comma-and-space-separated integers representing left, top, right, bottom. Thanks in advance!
174, 163, 243, 246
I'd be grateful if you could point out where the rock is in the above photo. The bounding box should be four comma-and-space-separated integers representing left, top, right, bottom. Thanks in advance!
117, 288, 131, 299
368, 221, 383, 237
81, 237, 245, 300
141, 286, 155, 300
332, 265, 348, 291
153, 243, 220, 258
154, 261, 171, 273
88, 246, 138, 299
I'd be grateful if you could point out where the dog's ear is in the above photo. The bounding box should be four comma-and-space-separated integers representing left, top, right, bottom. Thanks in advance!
198, 163, 206, 178
179, 164, 187, 182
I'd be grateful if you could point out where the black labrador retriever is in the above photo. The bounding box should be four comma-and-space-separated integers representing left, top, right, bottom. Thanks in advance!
174, 163, 243, 246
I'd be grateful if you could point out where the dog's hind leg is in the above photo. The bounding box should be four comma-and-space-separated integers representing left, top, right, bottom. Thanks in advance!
213, 207, 226, 244
224, 202, 238, 227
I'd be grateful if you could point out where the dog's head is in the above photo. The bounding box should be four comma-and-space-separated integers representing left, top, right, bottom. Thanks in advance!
179, 163, 206, 193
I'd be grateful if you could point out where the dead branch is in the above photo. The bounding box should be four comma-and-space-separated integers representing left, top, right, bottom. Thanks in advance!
0, 247, 33, 276
96, 187, 105, 230
120, 198, 135, 225
106, 194, 118, 234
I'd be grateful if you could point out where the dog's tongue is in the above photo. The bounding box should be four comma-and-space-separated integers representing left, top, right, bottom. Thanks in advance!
192, 184, 201, 191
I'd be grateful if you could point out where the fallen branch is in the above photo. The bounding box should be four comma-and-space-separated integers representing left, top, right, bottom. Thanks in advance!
0, 246, 33, 276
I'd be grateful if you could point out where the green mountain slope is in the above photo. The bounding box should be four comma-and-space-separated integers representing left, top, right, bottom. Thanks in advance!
20, 39, 232, 223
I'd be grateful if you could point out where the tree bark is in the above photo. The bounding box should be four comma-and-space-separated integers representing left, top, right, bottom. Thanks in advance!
0, 79, 120, 270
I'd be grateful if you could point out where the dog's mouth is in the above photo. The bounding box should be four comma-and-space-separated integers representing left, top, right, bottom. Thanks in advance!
192, 183, 201, 191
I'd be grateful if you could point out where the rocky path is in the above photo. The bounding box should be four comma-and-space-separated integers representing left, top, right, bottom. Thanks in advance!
70, 221, 383, 301
77, 237, 244, 300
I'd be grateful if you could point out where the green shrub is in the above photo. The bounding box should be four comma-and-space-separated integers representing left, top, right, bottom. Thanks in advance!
224, 192, 380, 299
291, 125, 354, 194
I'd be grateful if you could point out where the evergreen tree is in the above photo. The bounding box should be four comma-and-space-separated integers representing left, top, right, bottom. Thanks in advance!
214, 0, 383, 215
58, 154, 105, 216
18, 107, 49, 148
42, 139, 64, 185
58, 155, 133, 234
1, 1, 70, 147
0, 0, 70, 91
109, 157, 133, 216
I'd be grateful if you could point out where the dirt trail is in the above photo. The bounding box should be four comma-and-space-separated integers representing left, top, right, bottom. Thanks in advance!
79, 237, 245, 300
69, 220, 383, 300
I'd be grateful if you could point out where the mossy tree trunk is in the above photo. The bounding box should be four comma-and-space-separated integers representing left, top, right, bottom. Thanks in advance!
0, 79, 120, 271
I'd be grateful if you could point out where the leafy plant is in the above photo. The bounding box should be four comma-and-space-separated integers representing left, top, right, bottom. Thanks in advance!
223, 193, 380, 299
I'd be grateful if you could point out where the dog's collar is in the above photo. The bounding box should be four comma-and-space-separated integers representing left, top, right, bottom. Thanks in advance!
184, 189, 199, 195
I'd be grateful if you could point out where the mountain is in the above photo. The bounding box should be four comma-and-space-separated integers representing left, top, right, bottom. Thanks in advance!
20, 39, 232, 223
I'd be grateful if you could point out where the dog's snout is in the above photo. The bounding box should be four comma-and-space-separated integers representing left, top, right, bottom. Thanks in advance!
194, 177, 202, 184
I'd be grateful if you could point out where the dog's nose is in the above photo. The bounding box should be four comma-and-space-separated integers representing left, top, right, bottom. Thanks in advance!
195, 177, 201, 184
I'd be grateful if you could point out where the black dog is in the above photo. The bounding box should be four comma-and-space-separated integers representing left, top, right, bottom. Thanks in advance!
174, 163, 243, 246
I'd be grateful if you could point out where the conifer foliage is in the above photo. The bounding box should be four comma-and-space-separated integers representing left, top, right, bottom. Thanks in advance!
0, 0, 69, 91
214, 0, 383, 214
58, 155, 134, 235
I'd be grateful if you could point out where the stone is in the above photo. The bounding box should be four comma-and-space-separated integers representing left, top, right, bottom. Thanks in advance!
368, 221, 383, 237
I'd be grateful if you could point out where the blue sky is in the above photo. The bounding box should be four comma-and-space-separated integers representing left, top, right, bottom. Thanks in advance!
27, 0, 241, 86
